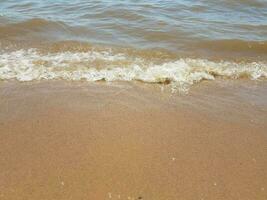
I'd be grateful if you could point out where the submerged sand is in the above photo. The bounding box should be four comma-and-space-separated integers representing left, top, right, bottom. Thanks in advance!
0, 80, 266, 200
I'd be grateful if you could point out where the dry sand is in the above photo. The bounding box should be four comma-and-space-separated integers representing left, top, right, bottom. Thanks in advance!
0, 80, 267, 200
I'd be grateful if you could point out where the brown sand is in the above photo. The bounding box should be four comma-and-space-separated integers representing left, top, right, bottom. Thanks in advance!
0, 80, 267, 200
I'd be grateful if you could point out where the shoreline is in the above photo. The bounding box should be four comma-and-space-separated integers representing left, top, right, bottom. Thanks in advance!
0, 80, 267, 200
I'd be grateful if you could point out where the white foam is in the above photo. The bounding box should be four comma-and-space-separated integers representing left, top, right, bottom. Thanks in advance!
0, 49, 266, 91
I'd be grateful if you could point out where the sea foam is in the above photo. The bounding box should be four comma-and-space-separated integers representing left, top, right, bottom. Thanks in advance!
0, 49, 266, 91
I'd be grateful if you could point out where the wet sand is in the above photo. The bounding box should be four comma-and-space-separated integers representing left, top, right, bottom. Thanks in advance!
0, 80, 267, 200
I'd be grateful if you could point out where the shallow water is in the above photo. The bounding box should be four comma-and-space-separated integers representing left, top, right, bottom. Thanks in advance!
0, 0, 267, 90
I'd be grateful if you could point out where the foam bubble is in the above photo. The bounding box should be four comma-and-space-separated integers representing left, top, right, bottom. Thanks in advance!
0, 49, 266, 91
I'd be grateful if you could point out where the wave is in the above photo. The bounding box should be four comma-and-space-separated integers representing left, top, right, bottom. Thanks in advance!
196, 39, 267, 55
0, 18, 61, 35
0, 49, 266, 92
223, 0, 267, 8
1, 18, 267, 58
0, 18, 78, 42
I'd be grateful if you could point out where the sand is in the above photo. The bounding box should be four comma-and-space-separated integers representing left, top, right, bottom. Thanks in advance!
0, 80, 267, 200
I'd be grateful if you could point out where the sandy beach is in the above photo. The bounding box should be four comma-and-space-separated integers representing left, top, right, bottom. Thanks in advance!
0, 80, 266, 200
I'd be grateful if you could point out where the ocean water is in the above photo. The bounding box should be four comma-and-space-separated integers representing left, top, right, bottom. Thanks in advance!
0, 0, 267, 91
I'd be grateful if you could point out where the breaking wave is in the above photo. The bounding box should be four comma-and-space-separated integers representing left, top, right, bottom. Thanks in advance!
0, 49, 266, 91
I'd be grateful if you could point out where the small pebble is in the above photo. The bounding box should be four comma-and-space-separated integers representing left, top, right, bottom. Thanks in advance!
172, 157, 176, 161
214, 182, 217, 186
108, 192, 112, 199
61, 181, 64, 186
